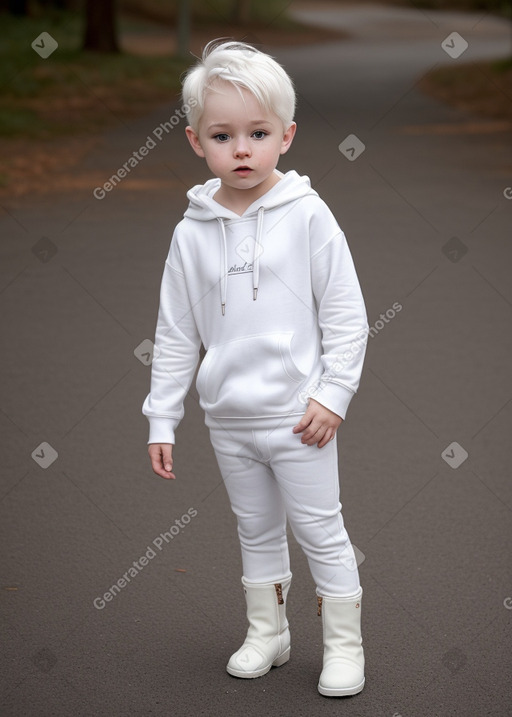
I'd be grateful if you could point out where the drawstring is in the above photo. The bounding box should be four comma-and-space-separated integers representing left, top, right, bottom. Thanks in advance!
217, 217, 228, 316
217, 207, 264, 315
253, 207, 264, 302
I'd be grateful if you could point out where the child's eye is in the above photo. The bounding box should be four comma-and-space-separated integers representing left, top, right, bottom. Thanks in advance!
213, 133, 230, 142
252, 130, 268, 140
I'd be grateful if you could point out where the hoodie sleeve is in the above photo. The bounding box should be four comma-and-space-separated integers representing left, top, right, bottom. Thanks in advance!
141, 233, 201, 444
309, 214, 369, 420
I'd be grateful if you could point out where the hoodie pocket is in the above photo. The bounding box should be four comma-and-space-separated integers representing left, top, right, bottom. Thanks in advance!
196, 332, 307, 416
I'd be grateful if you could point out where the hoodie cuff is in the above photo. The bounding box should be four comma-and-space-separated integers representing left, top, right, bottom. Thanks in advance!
309, 381, 355, 421
147, 417, 177, 445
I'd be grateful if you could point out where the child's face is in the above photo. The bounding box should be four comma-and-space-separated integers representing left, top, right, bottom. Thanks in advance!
185, 80, 296, 197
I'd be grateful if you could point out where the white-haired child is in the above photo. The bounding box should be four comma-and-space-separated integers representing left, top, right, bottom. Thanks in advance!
143, 39, 369, 697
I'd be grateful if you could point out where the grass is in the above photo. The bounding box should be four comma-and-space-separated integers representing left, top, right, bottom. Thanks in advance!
0, 5, 346, 197
0, 11, 190, 139
0, 3, 342, 141
4, 1, 507, 197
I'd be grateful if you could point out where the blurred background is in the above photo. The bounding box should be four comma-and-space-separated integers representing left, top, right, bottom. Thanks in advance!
1, 2, 512, 716
0, 0, 511, 198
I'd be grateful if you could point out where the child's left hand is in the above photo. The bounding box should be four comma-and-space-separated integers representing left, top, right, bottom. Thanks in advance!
293, 398, 343, 448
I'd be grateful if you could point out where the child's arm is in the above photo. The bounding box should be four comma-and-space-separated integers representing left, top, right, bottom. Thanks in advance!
295, 211, 369, 446
142, 233, 202, 478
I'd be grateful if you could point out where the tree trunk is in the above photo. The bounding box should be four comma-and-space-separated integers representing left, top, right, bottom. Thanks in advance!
177, 0, 191, 58
232, 0, 252, 25
83, 0, 119, 53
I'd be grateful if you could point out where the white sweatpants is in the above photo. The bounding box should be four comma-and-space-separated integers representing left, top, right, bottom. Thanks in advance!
209, 420, 361, 598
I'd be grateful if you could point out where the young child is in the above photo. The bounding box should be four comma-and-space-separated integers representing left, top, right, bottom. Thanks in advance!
142, 39, 369, 697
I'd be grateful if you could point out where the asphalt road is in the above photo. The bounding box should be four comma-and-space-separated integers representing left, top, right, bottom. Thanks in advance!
1, 3, 511, 716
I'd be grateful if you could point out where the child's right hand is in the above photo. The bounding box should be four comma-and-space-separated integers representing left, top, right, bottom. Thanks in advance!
148, 443, 175, 480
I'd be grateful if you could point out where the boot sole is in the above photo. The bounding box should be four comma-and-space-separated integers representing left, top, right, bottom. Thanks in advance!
226, 647, 290, 679
318, 677, 365, 697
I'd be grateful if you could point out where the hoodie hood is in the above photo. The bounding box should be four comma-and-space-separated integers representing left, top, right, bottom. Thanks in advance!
183, 170, 317, 314
184, 169, 316, 221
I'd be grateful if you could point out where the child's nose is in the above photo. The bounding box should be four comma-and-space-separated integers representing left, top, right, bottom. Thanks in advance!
233, 138, 251, 158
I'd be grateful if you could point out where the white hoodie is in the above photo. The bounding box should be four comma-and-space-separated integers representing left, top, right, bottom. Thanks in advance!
142, 169, 369, 444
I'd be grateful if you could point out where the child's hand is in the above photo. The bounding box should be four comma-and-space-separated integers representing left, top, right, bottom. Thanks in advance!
292, 398, 343, 448
148, 443, 176, 480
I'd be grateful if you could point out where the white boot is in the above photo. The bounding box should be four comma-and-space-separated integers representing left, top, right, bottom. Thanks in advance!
226, 574, 292, 679
317, 588, 365, 697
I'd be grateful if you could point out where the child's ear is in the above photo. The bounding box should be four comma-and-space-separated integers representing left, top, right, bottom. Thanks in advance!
185, 126, 206, 158
280, 122, 297, 156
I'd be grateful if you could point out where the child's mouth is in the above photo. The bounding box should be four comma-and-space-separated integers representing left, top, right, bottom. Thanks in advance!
234, 167, 252, 176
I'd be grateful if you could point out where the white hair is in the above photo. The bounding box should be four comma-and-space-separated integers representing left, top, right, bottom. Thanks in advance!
181, 39, 296, 132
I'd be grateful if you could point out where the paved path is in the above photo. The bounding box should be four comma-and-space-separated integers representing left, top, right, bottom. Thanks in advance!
1, 3, 511, 715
